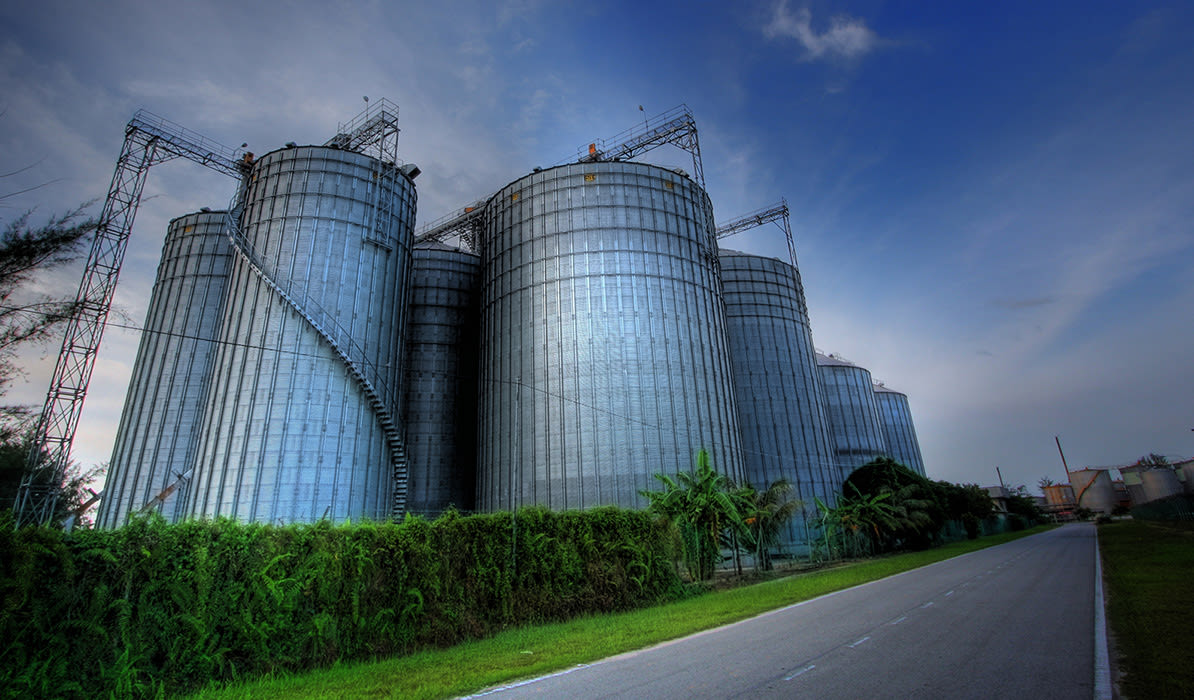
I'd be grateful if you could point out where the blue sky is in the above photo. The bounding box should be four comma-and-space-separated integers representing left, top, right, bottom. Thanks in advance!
1, 0, 1191, 494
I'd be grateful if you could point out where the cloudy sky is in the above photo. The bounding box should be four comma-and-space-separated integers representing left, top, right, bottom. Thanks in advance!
1, 0, 1191, 494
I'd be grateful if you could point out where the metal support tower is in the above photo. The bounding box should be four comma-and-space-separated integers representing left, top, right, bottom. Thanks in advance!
576, 104, 705, 191
715, 199, 798, 269
13, 111, 249, 527
324, 97, 401, 164
414, 200, 486, 251
415, 105, 707, 251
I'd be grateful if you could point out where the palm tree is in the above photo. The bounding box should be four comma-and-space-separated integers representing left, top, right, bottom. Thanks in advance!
735, 479, 802, 572
814, 485, 898, 559
640, 449, 740, 581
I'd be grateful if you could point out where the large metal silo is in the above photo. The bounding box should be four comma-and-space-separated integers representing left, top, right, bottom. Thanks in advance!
1042, 483, 1075, 508
873, 383, 927, 477
403, 241, 481, 516
1068, 468, 1116, 514
478, 161, 744, 511
817, 353, 886, 479
186, 145, 417, 524
1138, 467, 1182, 503
97, 210, 232, 527
1179, 460, 1194, 495
720, 250, 838, 551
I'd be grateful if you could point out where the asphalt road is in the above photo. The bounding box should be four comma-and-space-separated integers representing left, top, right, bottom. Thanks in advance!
472, 523, 1105, 699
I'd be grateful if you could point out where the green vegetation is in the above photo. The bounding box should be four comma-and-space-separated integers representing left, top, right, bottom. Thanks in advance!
1099, 520, 1194, 699
640, 450, 806, 578
0, 508, 680, 698
189, 526, 1052, 700
732, 478, 801, 571
816, 457, 1011, 556
639, 449, 743, 580
0, 447, 1044, 698
0, 205, 99, 521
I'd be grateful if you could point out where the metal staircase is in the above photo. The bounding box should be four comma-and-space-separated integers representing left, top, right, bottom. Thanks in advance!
222, 178, 410, 518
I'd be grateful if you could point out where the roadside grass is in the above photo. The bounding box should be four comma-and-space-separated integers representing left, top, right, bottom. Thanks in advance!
1098, 519, 1194, 700
189, 526, 1052, 700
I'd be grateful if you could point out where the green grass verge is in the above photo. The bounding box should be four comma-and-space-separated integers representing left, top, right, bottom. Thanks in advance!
188, 526, 1053, 700
1098, 519, 1194, 699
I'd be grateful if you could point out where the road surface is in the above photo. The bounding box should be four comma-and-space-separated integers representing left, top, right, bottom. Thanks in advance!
472, 523, 1107, 699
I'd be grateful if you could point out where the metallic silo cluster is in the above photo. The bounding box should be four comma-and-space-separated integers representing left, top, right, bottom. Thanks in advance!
404, 241, 481, 516
873, 383, 927, 477
720, 250, 839, 550
817, 353, 887, 480
99, 109, 928, 550
1121, 465, 1182, 504
97, 210, 232, 527
477, 162, 744, 512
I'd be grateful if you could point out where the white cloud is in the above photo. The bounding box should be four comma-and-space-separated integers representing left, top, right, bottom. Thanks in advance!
763, 1, 879, 62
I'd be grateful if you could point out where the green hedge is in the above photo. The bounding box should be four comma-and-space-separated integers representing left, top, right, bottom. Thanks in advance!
0, 507, 683, 698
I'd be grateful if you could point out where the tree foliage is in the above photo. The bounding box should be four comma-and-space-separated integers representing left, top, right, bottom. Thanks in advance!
814, 485, 897, 558
0, 205, 96, 431
0, 507, 682, 698
823, 457, 1001, 552
841, 457, 944, 550
640, 449, 740, 581
1003, 483, 1044, 525
0, 205, 97, 519
1135, 453, 1171, 468
732, 478, 801, 572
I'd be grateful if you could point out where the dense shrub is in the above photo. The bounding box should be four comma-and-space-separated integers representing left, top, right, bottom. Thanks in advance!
0, 507, 682, 698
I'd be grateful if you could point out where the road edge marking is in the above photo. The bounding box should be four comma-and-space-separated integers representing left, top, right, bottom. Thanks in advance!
1093, 527, 1112, 700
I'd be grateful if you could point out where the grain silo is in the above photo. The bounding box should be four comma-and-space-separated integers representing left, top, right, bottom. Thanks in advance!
720, 250, 838, 551
97, 210, 232, 527
1179, 460, 1194, 494
817, 353, 886, 479
185, 145, 417, 523
1042, 483, 1075, 508
1118, 465, 1149, 505
1068, 468, 1116, 514
873, 383, 927, 477
477, 161, 744, 511
403, 241, 481, 516
1139, 467, 1182, 503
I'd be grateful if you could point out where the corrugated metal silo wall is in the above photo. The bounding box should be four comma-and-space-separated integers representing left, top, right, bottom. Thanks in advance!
720, 252, 839, 551
403, 244, 481, 516
873, 387, 927, 477
817, 357, 887, 480
1069, 469, 1116, 513
185, 146, 416, 523
1139, 468, 1182, 502
97, 210, 232, 527
478, 161, 744, 511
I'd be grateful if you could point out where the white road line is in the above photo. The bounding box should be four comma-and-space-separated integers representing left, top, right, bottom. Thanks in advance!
464, 664, 592, 697
920, 601, 934, 608
1093, 528, 1113, 700
889, 616, 908, 625
784, 664, 816, 680
944, 590, 954, 597
847, 636, 871, 648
